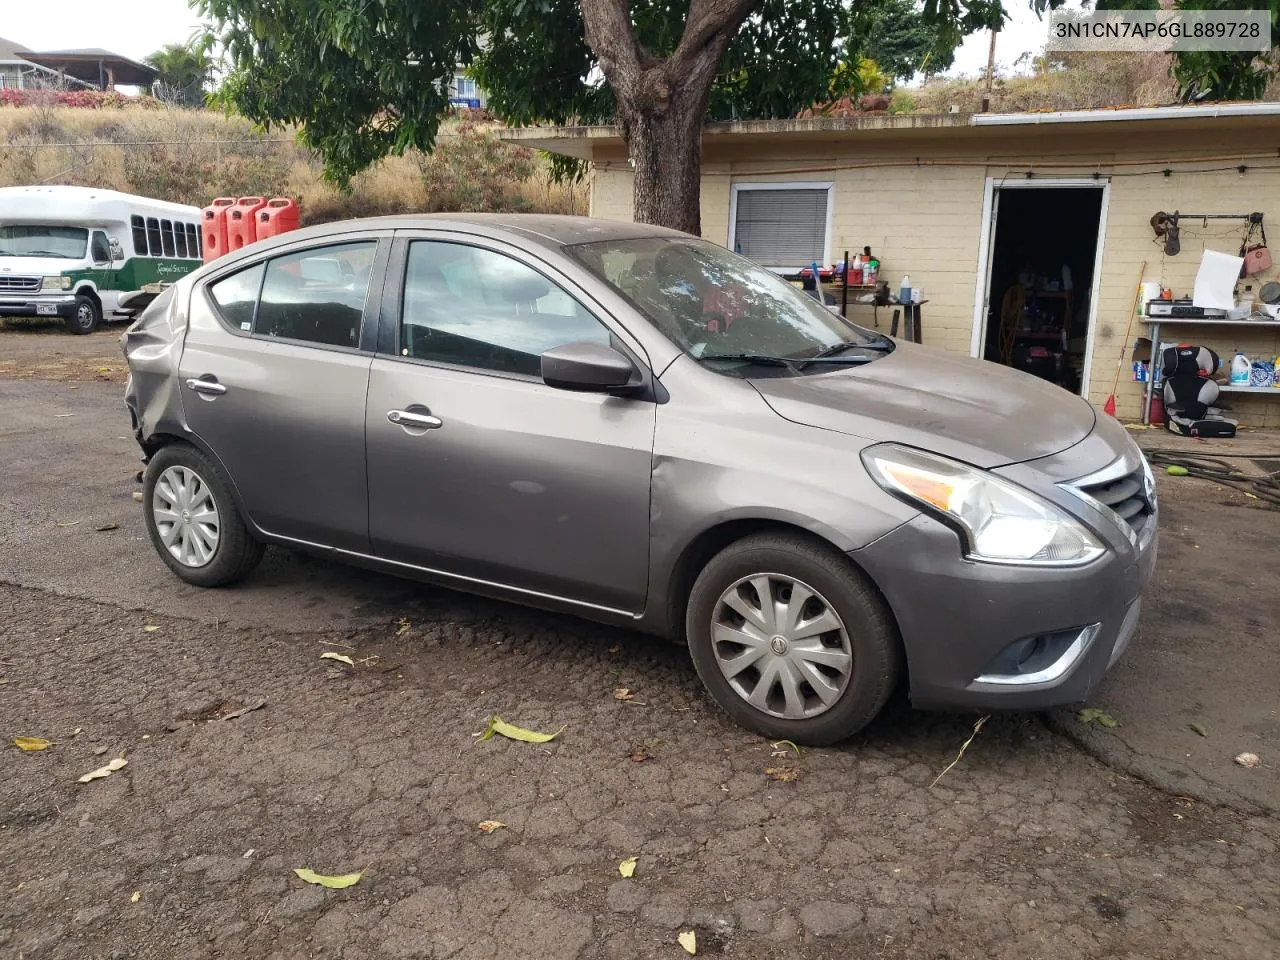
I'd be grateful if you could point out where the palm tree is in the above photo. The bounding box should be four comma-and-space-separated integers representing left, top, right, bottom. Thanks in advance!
146, 39, 214, 107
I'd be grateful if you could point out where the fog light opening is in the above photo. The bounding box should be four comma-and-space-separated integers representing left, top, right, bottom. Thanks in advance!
974, 624, 1100, 686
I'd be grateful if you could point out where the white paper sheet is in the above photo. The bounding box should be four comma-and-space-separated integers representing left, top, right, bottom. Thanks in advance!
1192, 249, 1244, 310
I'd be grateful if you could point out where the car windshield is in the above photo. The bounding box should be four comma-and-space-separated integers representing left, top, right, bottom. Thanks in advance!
0, 225, 88, 259
567, 236, 892, 375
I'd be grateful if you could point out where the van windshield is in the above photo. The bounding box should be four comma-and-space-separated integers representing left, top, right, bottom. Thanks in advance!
567, 236, 892, 376
0, 225, 89, 259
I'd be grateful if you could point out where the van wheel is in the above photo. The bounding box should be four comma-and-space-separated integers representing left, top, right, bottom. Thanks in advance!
66, 295, 100, 335
142, 444, 264, 587
686, 532, 901, 746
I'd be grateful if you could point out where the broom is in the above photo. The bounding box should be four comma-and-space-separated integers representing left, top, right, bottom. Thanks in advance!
1103, 261, 1147, 418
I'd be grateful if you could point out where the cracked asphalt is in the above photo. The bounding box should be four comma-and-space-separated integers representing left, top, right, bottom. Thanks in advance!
2, 330, 1279, 958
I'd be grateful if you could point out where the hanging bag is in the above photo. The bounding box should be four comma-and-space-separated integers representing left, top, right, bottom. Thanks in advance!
1240, 216, 1272, 276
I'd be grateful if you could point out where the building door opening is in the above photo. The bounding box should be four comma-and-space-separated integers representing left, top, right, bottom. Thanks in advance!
979, 185, 1106, 396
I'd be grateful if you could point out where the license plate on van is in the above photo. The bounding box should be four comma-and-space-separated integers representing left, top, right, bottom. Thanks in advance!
35, 304, 58, 316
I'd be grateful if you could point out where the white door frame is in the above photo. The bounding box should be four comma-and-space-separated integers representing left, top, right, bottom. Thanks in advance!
969, 177, 1111, 398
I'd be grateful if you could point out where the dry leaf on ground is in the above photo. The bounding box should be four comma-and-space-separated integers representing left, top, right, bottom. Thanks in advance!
293, 868, 363, 889
130, 891, 140, 903
14, 737, 51, 752
479, 715, 564, 743
55, 520, 80, 527
1078, 707, 1119, 728
678, 930, 697, 954
95, 522, 119, 532
320, 652, 356, 667
78, 757, 127, 783
765, 766, 802, 783
1235, 752, 1261, 768
628, 742, 653, 763
143, 625, 159, 633
614, 688, 634, 701
131, 491, 144, 502
478, 820, 505, 834
219, 699, 267, 721
396, 618, 411, 636
618, 856, 637, 878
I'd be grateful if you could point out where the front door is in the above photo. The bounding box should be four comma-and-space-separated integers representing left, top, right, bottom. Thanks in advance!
365, 236, 656, 613
88, 230, 118, 313
178, 237, 385, 549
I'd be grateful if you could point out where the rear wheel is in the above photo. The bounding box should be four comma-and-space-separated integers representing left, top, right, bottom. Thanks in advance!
686, 532, 901, 745
66, 294, 100, 335
142, 445, 263, 587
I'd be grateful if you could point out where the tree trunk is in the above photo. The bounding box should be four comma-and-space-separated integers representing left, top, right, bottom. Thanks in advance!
623, 96, 705, 235
580, 0, 759, 235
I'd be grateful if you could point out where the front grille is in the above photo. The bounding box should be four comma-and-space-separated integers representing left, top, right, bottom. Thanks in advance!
1076, 465, 1153, 538
0, 275, 40, 292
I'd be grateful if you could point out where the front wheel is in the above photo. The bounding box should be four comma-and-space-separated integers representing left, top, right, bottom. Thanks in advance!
686, 532, 902, 746
142, 445, 264, 587
66, 294, 100, 334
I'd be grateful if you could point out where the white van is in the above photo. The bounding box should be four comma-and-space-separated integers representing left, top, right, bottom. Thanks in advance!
0, 185, 203, 333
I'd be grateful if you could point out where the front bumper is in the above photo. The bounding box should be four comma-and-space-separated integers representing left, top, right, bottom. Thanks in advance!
853, 467, 1157, 712
0, 294, 76, 318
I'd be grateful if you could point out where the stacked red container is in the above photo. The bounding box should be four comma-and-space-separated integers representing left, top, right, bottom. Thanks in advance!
256, 198, 300, 241
201, 197, 236, 263
226, 196, 267, 251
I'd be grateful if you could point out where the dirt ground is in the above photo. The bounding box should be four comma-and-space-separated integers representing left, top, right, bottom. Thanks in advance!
2, 328, 1278, 959
0, 321, 129, 383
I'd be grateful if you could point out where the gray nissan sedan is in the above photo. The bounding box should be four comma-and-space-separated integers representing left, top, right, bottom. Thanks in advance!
123, 215, 1157, 744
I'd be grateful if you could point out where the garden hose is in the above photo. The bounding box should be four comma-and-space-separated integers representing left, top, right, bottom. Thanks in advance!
1145, 449, 1280, 508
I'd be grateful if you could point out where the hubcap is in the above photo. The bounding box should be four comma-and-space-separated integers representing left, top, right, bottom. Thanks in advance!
711, 573, 853, 720
152, 465, 220, 568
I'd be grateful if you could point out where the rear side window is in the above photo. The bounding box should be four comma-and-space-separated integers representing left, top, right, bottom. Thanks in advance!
186, 224, 201, 259
255, 241, 377, 348
160, 220, 176, 258
146, 218, 162, 257
174, 223, 188, 258
131, 216, 148, 256
207, 262, 265, 331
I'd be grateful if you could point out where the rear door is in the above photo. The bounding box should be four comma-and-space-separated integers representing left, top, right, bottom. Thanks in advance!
178, 233, 390, 550
363, 232, 657, 613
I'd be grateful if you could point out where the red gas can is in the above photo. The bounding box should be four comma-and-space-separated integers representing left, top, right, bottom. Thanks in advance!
201, 197, 236, 263
227, 196, 267, 251
256, 198, 300, 241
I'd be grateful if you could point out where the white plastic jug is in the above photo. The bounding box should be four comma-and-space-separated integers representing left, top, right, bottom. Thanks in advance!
1230, 351, 1251, 386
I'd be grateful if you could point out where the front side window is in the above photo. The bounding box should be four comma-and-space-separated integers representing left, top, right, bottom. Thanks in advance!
400, 241, 611, 376
255, 241, 377, 347
131, 216, 148, 256
568, 237, 892, 377
207, 262, 265, 331
90, 231, 111, 263
0, 225, 88, 259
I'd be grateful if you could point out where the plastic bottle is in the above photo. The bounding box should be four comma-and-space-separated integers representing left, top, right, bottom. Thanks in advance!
1274, 356, 1280, 388
849, 256, 863, 285
899, 275, 912, 304
1230, 350, 1251, 386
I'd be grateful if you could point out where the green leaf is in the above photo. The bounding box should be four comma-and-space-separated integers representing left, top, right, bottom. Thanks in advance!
14, 737, 52, 752
480, 715, 564, 743
1078, 708, 1119, 729
1188, 722, 1208, 738
293, 868, 363, 889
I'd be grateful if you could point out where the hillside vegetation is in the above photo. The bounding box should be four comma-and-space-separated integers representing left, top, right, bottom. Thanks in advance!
0, 101, 585, 224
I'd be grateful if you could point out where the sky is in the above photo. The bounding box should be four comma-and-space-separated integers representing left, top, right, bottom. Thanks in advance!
2, 0, 1068, 82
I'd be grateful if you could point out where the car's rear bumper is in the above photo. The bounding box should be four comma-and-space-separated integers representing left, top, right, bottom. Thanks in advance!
0, 294, 76, 318
852, 509, 1157, 712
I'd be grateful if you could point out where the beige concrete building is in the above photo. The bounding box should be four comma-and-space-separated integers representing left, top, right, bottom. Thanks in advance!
506, 103, 1280, 426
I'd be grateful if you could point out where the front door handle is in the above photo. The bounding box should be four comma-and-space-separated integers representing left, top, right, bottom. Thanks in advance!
387, 408, 443, 430
186, 376, 227, 396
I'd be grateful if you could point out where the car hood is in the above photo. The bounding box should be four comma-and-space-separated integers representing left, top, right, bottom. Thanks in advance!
0, 256, 81, 277
749, 340, 1097, 469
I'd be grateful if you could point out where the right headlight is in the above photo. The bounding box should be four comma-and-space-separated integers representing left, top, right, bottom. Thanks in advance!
861, 443, 1106, 567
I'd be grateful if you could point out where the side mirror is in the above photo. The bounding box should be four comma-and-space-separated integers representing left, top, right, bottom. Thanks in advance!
541, 341, 638, 393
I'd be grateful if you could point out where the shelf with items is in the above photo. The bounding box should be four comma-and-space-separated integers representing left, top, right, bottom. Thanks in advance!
1138, 317, 1280, 423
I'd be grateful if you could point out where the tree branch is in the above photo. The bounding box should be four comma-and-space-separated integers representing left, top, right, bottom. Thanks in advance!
675, 0, 761, 62
580, 0, 645, 92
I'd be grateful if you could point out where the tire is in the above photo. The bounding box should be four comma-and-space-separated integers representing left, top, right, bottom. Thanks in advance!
142, 444, 264, 587
65, 294, 101, 335
686, 532, 901, 746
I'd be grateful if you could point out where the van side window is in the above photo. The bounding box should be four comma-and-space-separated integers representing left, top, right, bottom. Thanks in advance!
208, 262, 265, 331
131, 216, 148, 257
174, 223, 188, 258
90, 231, 111, 263
146, 218, 162, 257
186, 224, 201, 259
160, 220, 176, 258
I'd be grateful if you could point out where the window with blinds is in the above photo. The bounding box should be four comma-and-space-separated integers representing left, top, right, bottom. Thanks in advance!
731, 187, 829, 269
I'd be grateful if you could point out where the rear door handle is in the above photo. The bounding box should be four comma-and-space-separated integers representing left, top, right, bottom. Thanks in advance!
387, 409, 442, 430
186, 377, 227, 396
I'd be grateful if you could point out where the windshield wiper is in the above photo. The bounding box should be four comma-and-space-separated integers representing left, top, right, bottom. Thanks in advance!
700, 353, 799, 370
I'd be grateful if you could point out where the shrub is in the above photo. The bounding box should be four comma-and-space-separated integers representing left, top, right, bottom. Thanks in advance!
415, 120, 538, 213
